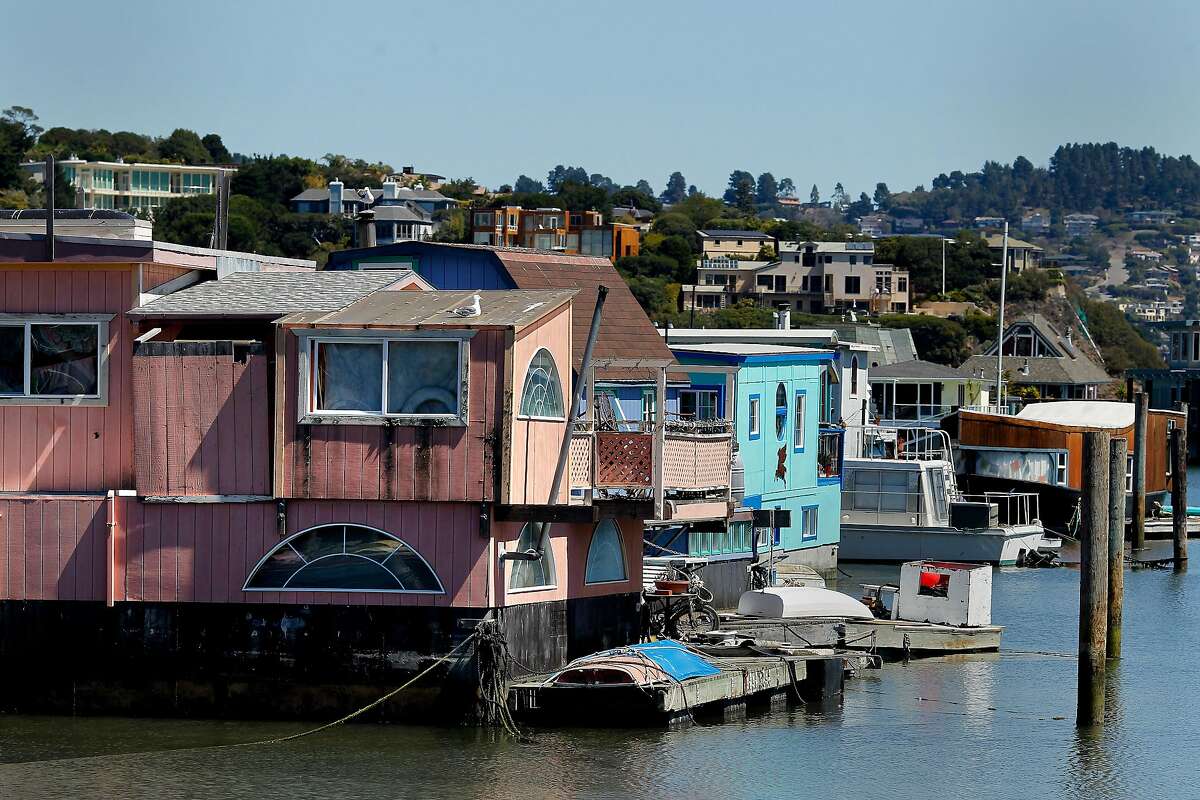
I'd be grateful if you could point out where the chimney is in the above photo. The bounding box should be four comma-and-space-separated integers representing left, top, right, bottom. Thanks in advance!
356, 209, 377, 248
382, 179, 399, 201
776, 306, 791, 330
329, 178, 344, 215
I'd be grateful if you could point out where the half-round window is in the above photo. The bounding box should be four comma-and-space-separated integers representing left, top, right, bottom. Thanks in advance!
244, 524, 444, 593
508, 521, 556, 590
775, 382, 788, 439
585, 519, 627, 584
519, 348, 565, 419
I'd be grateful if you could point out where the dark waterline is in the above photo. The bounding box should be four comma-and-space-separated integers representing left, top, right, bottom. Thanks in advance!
3, 552, 1199, 798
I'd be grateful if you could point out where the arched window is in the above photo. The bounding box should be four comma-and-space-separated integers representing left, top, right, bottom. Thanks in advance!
775, 382, 788, 439
518, 348, 565, 419
585, 519, 627, 584
244, 524, 444, 593
851, 356, 859, 395
508, 522, 555, 590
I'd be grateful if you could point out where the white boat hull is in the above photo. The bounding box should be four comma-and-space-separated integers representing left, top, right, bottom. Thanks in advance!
838, 523, 1050, 566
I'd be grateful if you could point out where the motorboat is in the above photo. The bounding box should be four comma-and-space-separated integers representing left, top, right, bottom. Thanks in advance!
837, 426, 1058, 566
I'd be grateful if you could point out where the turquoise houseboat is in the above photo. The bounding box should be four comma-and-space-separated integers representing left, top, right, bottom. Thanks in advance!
648, 343, 844, 605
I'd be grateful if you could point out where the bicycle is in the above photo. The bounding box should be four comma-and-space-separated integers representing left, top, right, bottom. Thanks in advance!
640, 561, 719, 640
746, 553, 788, 591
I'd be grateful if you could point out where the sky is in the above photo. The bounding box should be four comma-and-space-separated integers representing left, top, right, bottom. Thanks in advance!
4, 0, 1200, 199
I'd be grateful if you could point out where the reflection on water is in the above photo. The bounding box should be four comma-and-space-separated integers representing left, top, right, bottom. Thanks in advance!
1, 561, 1197, 800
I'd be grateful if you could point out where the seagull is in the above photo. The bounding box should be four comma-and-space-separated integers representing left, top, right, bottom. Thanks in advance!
451, 293, 481, 317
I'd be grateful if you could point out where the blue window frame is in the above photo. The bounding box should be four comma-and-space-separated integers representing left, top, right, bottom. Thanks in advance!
801, 505, 818, 542
775, 382, 788, 440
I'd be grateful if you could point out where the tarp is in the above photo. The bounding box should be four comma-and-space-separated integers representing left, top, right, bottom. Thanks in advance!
628, 640, 720, 680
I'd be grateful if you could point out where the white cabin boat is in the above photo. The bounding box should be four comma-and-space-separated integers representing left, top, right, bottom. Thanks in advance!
837, 427, 1057, 566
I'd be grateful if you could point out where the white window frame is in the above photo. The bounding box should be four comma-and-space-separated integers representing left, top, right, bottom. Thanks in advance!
1126, 454, 1134, 493
749, 396, 761, 437
517, 347, 567, 422
296, 329, 472, 426
794, 391, 807, 451
0, 313, 112, 407
1055, 451, 1068, 486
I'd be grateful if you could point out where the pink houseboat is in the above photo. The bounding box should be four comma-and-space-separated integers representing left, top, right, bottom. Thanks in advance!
0, 230, 734, 719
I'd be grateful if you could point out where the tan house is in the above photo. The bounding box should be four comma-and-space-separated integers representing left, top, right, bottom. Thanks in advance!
697, 229, 774, 259
985, 233, 1043, 273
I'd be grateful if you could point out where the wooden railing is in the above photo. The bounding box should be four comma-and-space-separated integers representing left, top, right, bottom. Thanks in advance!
570, 420, 733, 500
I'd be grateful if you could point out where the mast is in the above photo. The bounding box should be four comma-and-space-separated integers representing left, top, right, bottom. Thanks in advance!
994, 222, 1009, 409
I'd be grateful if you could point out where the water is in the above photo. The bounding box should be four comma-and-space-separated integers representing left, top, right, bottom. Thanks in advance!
2, 562, 1198, 799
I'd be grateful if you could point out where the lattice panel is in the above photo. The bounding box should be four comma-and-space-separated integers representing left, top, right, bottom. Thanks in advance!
595, 432, 653, 487
662, 435, 732, 490
568, 434, 593, 488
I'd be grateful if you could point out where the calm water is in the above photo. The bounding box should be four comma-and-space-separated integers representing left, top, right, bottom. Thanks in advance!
2, 554, 1198, 798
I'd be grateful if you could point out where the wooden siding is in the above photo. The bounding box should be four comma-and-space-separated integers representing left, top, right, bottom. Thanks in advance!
0, 265, 136, 492
280, 328, 506, 502
132, 342, 270, 497
140, 263, 191, 291
507, 303, 572, 505
958, 409, 1179, 493
0, 496, 489, 607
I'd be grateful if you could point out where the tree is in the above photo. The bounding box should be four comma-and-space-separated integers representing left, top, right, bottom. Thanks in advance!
723, 170, 755, 206
809, 184, 820, 204
671, 194, 726, 228
546, 165, 588, 193
778, 177, 796, 198
0, 106, 42, 189
555, 180, 611, 214
158, 128, 212, 164
634, 179, 654, 196
201, 133, 231, 164
831, 182, 848, 210
438, 177, 479, 201
879, 315, 971, 366
651, 212, 698, 240
514, 174, 544, 193
845, 192, 873, 220
661, 171, 687, 204
873, 182, 891, 209
756, 172, 779, 206
611, 186, 661, 213
230, 154, 318, 207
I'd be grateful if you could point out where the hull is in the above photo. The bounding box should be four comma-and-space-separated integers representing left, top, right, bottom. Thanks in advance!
838, 523, 1048, 566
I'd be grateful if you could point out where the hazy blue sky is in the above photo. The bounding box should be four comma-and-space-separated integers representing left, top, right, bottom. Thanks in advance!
4, 0, 1199, 198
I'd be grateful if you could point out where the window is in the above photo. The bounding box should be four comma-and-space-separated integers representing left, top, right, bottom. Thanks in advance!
775, 382, 788, 439
518, 348, 565, 419
509, 522, 555, 590
850, 255, 858, 265
679, 389, 718, 421
0, 319, 105, 401
641, 389, 656, 424
801, 506, 818, 542
845, 276, 862, 294
243, 524, 444, 593
585, 519, 627, 583
1056, 452, 1068, 486
308, 337, 464, 421
473, 212, 493, 227
748, 394, 761, 439
864, 255, 873, 265
794, 390, 807, 451
851, 356, 859, 395
1126, 454, 1134, 492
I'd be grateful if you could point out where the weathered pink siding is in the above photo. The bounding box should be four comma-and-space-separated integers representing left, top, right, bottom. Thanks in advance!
132, 342, 270, 496
0, 496, 490, 607
280, 329, 506, 503
140, 263, 191, 291
507, 304, 572, 505
0, 266, 136, 493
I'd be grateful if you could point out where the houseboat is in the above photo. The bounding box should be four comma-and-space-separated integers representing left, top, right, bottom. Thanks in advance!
954, 401, 1183, 534
838, 427, 1054, 565
0, 232, 736, 719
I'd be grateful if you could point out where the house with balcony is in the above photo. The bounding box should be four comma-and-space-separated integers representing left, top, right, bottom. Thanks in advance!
289, 180, 456, 216
985, 234, 1044, 273
0, 231, 733, 718
697, 229, 774, 259
469, 207, 639, 261
773, 240, 910, 313
646, 343, 844, 599
22, 157, 231, 212
1064, 213, 1099, 238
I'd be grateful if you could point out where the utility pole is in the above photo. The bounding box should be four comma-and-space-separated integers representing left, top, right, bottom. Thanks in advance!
994, 223, 1009, 409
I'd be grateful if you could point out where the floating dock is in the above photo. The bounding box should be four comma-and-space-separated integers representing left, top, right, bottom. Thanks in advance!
509, 650, 870, 727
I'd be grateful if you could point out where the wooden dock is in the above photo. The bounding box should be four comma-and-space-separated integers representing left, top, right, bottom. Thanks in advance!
509, 651, 866, 727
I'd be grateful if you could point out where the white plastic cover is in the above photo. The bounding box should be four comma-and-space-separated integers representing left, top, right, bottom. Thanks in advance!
736, 587, 873, 620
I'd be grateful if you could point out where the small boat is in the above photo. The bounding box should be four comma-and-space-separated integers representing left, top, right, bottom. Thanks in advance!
837, 426, 1058, 566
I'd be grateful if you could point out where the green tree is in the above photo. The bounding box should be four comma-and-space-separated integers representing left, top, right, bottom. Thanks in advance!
611, 186, 661, 213
438, 177, 479, 200
634, 179, 654, 196
546, 165, 588, 193
671, 194, 726, 228
0, 106, 42, 189
756, 172, 778, 206
158, 128, 212, 164
878, 315, 971, 366
201, 133, 231, 163
873, 182, 891, 209
230, 155, 317, 207
778, 177, 796, 198
723, 170, 755, 208
831, 182, 848, 210
661, 171, 687, 204
514, 174, 544, 193
809, 184, 820, 204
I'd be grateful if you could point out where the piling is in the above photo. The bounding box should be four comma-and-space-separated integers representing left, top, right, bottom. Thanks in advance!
1131, 392, 1147, 551
1107, 437, 1127, 659
1171, 426, 1189, 572
1077, 430, 1109, 727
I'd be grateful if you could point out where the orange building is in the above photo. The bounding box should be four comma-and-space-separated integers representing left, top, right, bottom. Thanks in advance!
471, 206, 639, 261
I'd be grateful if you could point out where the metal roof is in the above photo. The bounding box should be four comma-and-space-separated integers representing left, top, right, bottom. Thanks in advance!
129, 270, 419, 317
285, 289, 576, 329
670, 342, 833, 357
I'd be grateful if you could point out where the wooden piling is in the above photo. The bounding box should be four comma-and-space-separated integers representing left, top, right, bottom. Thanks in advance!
1171, 426, 1189, 572
1131, 392, 1147, 551
1077, 430, 1109, 727
1107, 437, 1127, 659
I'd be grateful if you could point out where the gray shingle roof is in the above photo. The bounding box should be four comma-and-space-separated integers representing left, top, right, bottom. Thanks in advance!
285, 289, 577, 328
961, 354, 1111, 386
289, 186, 452, 204
371, 203, 432, 222
130, 270, 417, 317
870, 359, 968, 380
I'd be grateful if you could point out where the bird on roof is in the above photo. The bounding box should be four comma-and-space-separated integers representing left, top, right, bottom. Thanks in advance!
451, 293, 481, 317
